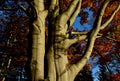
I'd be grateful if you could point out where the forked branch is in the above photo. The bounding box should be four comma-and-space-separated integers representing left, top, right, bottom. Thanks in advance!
101, 3, 120, 30
64, 35, 87, 49
58, 0, 80, 25
49, 0, 57, 10
69, 0, 82, 26
67, 0, 111, 77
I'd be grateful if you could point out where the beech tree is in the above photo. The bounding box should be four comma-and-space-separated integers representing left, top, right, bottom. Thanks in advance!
26, 0, 120, 81
0, 0, 120, 81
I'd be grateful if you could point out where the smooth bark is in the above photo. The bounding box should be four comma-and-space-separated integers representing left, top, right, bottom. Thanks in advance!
29, 0, 120, 81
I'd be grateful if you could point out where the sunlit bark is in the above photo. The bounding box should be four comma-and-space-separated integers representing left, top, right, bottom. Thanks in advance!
101, 3, 120, 30
30, 0, 48, 81
29, 0, 120, 81
69, 0, 111, 77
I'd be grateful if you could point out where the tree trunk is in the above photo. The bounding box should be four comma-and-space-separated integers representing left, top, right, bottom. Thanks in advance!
30, 0, 48, 80
54, 45, 69, 81
46, 45, 56, 81
29, 0, 118, 81
30, 17, 45, 81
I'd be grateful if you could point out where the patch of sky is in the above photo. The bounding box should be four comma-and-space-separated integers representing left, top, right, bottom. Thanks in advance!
108, 59, 120, 74
0, 11, 13, 31
88, 56, 100, 81
16, 9, 27, 17
88, 56, 100, 66
0, 11, 3, 14
92, 65, 100, 81
96, 0, 99, 7
73, 8, 94, 31
16, 1, 29, 17
5, 0, 17, 8
18, 1, 29, 16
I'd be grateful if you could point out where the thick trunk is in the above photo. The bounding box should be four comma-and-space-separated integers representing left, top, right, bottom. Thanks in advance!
29, 0, 119, 81
54, 47, 68, 81
52, 23, 75, 81
30, 18, 45, 81
46, 45, 56, 81
29, 0, 83, 80
30, 0, 48, 81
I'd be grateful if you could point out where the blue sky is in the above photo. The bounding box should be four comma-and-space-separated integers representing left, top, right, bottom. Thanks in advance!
73, 8, 94, 31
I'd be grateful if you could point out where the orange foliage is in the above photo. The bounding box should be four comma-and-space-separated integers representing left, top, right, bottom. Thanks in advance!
67, 45, 83, 64
112, 73, 120, 81
103, 1, 119, 18
94, 38, 112, 53
99, 54, 111, 65
82, 0, 93, 8
59, 0, 72, 12
112, 26, 120, 42
95, 45, 112, 52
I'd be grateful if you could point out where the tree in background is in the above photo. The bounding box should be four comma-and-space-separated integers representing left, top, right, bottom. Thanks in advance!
0, 0, 120, 81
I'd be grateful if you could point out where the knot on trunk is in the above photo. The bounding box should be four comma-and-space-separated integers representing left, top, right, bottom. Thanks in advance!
54, 40, 67, 50
31, 60, 37, 65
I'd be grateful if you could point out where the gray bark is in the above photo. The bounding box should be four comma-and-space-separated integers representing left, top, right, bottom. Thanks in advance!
30, 0, 48, 81
29, 0, 120, 81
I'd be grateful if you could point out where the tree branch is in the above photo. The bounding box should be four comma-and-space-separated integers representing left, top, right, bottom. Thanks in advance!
49, 0, 57, 11
94, 0, 110, 30
69, 0, 82, 26
63, 0, 80, 17
64, 35, 87, 49
105, 36, 120, 42
58, 0, 80, 25
68, 0, 110, 77
33, 0, 44, 11
64, 33, 102, 49
19, 5, 27, 12
49, 1, 59, 18
101, 3, 120, 30
71, 31, 88, 35
0, 7, 18, 11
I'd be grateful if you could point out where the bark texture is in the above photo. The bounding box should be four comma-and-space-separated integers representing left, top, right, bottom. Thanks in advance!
29, 0, 120, 81
30, 0, 48, 81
